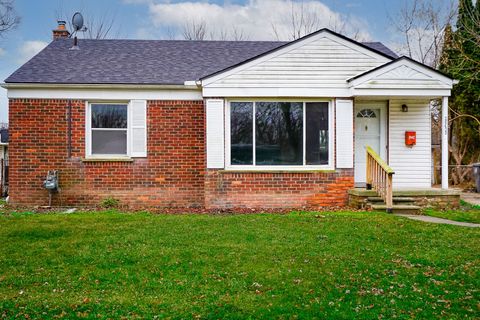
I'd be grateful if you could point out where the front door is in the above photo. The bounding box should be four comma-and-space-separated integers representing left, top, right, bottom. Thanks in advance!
354, 105, 385, 185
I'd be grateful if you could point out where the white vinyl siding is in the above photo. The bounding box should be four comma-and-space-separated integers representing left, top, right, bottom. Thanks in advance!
204, 33, 390, 96
389, 100, 432, 188
206, 99, 225, 168
130, 100, 147, 157
335, 99, 353, 168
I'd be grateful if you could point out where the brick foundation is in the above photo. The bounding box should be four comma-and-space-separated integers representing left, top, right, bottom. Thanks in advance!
9, 98, 354, 209
205, 170, 354, 209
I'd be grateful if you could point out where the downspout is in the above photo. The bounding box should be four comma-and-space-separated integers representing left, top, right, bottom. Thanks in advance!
67, 100, 72, 158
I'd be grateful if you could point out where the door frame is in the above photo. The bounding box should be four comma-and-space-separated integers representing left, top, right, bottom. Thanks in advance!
354, 100, 388, 185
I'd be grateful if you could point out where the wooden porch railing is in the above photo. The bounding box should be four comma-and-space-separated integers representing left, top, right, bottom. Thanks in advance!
366, 146, 395, 213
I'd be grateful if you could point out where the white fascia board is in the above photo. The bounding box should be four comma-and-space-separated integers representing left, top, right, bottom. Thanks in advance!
202, 86, 353, 98
7, 87, 203, 100
1, 83, 199, 90
348, 59, 454, 88
201, 31, 391, 86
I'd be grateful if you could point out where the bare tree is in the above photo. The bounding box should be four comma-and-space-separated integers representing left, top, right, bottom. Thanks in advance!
181, 19, 249, 41
0, 0, 20, 36
84, 12, 118, 40
56, 6, 121, 39
390, 0, 456, 68
182, 19, 207, 40
270, 0, 363, 41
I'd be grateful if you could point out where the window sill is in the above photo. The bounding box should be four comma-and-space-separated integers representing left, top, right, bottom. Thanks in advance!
82, 157, 134, 162
220, 167, 336, 173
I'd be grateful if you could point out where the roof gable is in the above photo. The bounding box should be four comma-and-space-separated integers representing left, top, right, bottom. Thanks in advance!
201, 29, 392, 91
201, 29, 394, 85
348, 57, 454, 90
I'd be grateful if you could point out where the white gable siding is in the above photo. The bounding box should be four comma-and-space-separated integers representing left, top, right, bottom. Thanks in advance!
389, 100, 431, 188
203, 33, 390, 97
354, 65, 451, 90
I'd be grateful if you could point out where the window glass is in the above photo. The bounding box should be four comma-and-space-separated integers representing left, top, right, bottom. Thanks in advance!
92, 130, 127, 154
306, 102, 329, 165
90, 104, 128, 155
230, 102, 253, 165
92, 104, 128, 128
255, 102, 303, 165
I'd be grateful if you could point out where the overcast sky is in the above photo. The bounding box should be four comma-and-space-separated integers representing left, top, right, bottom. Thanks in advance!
0, 0, 458, 122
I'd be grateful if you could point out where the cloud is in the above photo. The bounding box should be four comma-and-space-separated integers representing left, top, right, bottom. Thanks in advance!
16, 40, 48, 64
0, 48, 5, 57
138, 0, 371, 41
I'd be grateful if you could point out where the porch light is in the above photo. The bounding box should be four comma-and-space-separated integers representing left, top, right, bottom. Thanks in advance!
402, 104, 408, 112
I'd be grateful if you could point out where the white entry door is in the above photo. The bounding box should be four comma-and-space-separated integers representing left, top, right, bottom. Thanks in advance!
354, 106, 385, 185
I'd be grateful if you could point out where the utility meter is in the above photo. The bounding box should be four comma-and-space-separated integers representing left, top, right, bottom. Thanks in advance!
43, 170, 59, 191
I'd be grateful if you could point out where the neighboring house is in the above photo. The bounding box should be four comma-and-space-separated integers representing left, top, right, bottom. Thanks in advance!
2, 22, 456, 209
0, 126, 8, 196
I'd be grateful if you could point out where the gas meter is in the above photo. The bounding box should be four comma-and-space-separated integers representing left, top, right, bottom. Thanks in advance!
43, 170, 59, 191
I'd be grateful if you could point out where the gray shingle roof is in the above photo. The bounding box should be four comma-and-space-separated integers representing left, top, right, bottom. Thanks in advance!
5, 38, 397, 85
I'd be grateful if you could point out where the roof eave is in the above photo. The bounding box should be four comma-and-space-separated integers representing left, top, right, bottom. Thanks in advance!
1, 82, 201, 90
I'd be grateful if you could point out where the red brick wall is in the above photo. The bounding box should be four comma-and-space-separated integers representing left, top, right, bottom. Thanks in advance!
205, 169, 354, 209
9, 98, 354, 209
8, 99, 205, 207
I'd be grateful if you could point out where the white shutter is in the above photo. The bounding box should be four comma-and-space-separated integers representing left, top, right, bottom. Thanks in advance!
336, 99, 354, 168
206, 99, 225, 168
130, 99, 147, 157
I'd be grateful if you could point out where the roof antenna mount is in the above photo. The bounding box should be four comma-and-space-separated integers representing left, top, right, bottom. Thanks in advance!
69, 12, 87, 50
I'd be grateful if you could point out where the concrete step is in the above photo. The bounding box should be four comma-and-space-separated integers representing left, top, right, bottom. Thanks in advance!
370, 204, 421, 214
367, 197, 416, 203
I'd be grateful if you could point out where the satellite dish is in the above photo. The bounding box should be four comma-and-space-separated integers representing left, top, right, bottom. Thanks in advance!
72, 12, 84, 32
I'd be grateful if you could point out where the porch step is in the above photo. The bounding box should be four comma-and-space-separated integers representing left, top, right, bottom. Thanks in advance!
370, 204, 421, 214
367, 197, 415, 203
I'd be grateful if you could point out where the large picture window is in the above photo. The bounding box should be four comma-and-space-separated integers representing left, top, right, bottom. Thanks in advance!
88, 103, 129, 156
228, 101, 331, 168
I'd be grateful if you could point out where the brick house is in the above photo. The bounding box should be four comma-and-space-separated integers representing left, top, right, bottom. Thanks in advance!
2, 22, 457, 210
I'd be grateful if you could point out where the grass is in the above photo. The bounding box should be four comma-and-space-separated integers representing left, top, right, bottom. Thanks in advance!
424, 200, 480, 224
0, 210, 478, 319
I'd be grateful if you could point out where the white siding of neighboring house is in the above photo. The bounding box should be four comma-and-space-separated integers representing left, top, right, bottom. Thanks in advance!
389, 100, 432, 188
203, 32, 391, 97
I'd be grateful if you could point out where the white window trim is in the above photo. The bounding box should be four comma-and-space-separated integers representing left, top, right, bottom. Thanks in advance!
85, 101, 132, 159
225, 99, 335, 171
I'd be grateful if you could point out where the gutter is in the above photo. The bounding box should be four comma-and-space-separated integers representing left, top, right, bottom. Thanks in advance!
1, 82, 201, 90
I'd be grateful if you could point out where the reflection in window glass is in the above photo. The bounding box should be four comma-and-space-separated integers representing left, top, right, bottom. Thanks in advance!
91, 104, 128, 155
255, 102, 303, 165
92, 104, 128, 128
92, 130, 127, 154
306, 102, 329, 165
230, 102, 253, 165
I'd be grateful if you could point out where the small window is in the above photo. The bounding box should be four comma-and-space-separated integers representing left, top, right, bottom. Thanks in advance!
356, 109, 377, 118
89, 103, 128, 156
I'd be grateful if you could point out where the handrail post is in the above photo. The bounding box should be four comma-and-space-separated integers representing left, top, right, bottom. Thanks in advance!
366, 152, 372, 190
386, 173, 393, 213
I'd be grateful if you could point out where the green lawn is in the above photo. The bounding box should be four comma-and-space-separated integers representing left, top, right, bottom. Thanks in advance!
424, 201, 480, 224
0, 211, 478, 319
